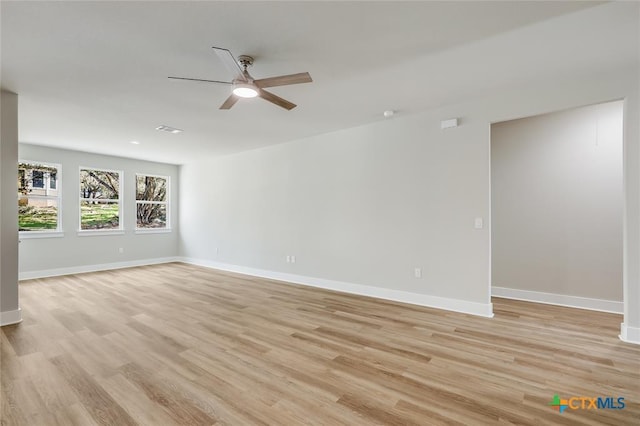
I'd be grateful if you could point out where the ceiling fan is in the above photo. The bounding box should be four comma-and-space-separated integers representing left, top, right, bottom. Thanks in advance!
169, 46, 312, 110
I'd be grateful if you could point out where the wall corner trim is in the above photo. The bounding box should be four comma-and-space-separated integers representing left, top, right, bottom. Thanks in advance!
180, 257, 494, 318
492, 286, 623, 314
620, 323, 640, 345
0, 308, 22, 326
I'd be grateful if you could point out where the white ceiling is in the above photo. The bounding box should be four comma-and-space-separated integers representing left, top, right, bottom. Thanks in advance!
1, 1, 633, 164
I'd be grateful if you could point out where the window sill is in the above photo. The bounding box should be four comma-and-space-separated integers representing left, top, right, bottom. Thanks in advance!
19, 231, 64, 239
77, 230, 125, 237
135, 228, 172, 235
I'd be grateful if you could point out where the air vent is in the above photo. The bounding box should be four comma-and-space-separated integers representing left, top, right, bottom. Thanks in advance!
155, 125, 183, 134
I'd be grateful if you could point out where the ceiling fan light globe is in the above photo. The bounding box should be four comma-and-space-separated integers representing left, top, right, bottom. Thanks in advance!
232, 84, 258, 98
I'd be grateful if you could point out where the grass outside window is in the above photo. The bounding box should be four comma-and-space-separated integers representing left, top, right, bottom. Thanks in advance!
80, 202, 120, 230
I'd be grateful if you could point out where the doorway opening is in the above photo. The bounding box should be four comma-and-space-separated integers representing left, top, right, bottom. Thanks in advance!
490, 100, 624, 314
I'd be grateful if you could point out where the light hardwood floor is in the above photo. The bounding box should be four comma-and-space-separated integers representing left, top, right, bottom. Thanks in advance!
1, 262, 638, 425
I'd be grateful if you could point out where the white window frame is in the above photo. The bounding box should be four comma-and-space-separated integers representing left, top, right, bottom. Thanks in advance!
18, 160, 63, 239
135, 173, 171, 234
78, 166, 124, 235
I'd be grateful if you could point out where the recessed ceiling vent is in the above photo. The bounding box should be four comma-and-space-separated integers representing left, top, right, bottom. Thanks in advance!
155, 125, 183, 134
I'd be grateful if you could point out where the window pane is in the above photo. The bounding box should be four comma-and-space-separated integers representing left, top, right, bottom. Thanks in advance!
18, 162, 61, 233
136, 176, 167, 201
50, 172, 57, 189
80, 201, 119, 230
80, 169, 119, 199
32, 171, 44, 188
19, 162, 59, 195
137, 203, 166, 228
19, 198, 58, 231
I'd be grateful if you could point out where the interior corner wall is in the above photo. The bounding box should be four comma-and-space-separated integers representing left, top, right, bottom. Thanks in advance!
1, 91, 21, 325
491, 101, 623, 302
18, 144, 180, 278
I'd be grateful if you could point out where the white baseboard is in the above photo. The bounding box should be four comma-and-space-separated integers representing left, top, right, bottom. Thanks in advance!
0, 307, 22, 326
19, 257, 180, 280
492, 286, 623, 314
179, 257, 494, 318
620, 323, 640, 345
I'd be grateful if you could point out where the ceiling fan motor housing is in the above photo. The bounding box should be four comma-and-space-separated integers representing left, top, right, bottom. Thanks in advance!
237, 55, 254, 69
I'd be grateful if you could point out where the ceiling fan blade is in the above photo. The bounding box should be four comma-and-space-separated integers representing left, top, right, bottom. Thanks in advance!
254, 72, 312, 89
257, 88, 296, 110
219, 94, 240, 110
168, 76, 232, 85
212, 46, 246, 81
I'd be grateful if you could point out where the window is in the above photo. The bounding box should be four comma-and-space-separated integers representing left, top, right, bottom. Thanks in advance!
32, 171, 44, 188
79, 168, 122, 230
136, 174, 169, 229
50, 172, 57, 189
18, 161, 62, 232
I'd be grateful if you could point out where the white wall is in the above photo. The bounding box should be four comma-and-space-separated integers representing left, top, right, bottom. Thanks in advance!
1, 91, 21, 325
180, 106, 492, 312
18, 144, 179, 278
492, 101, 623, 303
180, 64, 639, 324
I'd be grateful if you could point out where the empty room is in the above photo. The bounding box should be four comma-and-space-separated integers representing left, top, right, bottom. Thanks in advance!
1, 1, 639, 425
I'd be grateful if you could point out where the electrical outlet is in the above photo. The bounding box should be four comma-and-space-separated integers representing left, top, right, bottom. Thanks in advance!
291, 255, 296, 263
286, 255, 291, 263
118, 247, 124, 254
414, 268, 422, 278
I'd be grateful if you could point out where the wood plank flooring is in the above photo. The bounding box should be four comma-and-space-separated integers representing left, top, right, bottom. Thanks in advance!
1, 262, 638, 425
